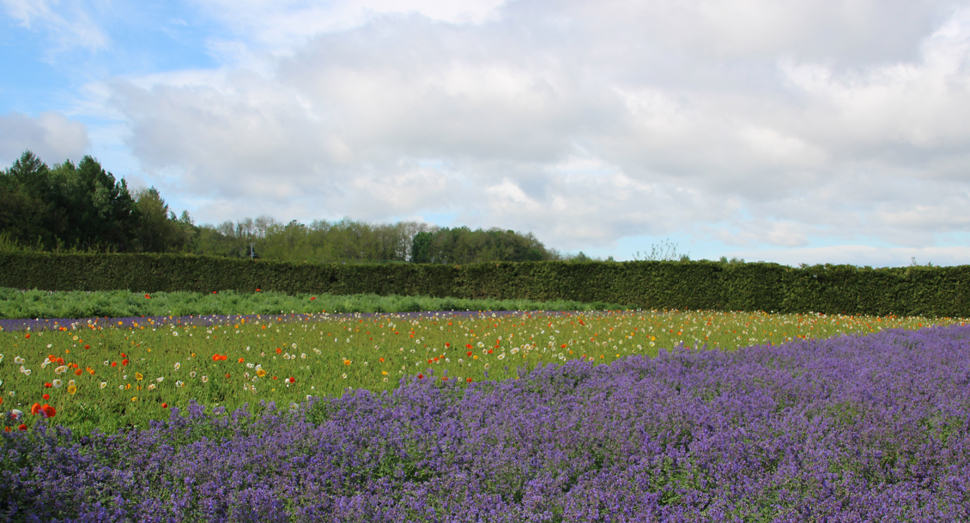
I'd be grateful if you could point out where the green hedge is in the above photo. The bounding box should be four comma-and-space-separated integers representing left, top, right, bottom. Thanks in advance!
1, 252, 968, 317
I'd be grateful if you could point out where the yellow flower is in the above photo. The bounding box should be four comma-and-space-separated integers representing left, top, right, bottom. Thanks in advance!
68, 384, 77, 395
131, 397, 137, 402
382, 371, 388, 375
135, 372, 143, 381
256, 369, 267, 377
125, 383, 131, 390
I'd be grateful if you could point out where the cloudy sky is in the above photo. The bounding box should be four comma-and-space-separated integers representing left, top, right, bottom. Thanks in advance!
2, 0, 970, 267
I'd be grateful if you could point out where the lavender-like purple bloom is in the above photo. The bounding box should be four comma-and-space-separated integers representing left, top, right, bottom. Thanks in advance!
2, 325, 969, 521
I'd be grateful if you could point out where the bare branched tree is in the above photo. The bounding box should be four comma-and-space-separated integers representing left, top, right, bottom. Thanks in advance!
632, 238, 688, 261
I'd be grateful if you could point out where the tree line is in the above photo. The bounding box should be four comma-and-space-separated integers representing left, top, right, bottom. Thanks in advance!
0, 151, 561, 264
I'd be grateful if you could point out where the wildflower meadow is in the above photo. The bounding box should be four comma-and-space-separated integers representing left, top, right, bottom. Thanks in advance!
0, 288, 968, 521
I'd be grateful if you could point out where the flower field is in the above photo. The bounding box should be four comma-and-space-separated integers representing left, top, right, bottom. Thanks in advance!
0, 301, 956, 438
0, 290, 968, 521
1, 323, 969, 521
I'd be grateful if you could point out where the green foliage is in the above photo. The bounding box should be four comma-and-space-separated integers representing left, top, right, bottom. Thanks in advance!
1, 253, 969, 317
51, 155, 139, 252
132, 187, 192, 253
0, 151, 61, 249
411, 231, 433, 263
1, 151, 140, 253
412, 226, 556, 264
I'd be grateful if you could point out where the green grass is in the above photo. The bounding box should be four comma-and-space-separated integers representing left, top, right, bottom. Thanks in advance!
0, 287, 630, 319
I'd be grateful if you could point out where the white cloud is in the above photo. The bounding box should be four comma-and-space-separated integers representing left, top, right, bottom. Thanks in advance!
191, 0, 507, 68
0, 111, 90, 165
1, 0, 109, 55
94, 0, 970, 265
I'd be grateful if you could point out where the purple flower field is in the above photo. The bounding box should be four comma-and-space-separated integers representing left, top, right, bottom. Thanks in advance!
2, 325, 969, 522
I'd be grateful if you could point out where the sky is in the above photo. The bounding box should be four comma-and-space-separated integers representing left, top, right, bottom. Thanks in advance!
2, 0, 970, 267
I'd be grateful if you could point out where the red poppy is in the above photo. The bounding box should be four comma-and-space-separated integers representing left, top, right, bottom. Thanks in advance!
288, 377, 295, 383
43, 394, 49, 400
111, 362, 117, 367
145, 294, 150, 299
84, 344, 90, 349
310, 297, 316, 301
466, 344, 472, 349
238, 358, 244, 363
75, 369, 82, 376
18, 424, 26, 431
445, 343, 450, 348
122, 359, 129, 366
466, 378, 473, 383
488, 349, 493, 354
121, 353, 127, 358
212, 291, 217, 294
225, 373, 231, 379
561, 344, 567, 348
40, 404, 55, 418
442, 377, 448, 381
56, 357, 64, 365
379, 357, 384, 363
3, 427, 9, 432
162, 403, 168, 408
31, 403, 41, 415
212, 354, 220, 361
428, 359, 433, 364
467, 351, 472, 357
417, 374, 424, 379
25, 334, 30, 339
44, 382, 52, 388
276, 348, 282, 354
256, 288, 261, 292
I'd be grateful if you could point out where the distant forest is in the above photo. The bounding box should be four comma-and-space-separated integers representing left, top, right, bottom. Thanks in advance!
0, 150, 564, 264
